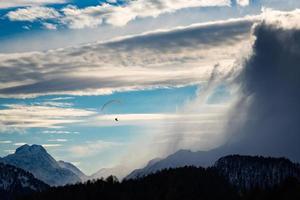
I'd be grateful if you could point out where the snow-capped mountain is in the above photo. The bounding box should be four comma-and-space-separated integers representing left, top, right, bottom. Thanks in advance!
0, 144, 81, 186
214, 155, 300, 190
126, 149, 217, 179
0, 162, 49, 199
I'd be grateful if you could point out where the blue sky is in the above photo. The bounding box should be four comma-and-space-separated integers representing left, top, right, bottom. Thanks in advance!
0, 86, 198, 173
1, 0, 300, 175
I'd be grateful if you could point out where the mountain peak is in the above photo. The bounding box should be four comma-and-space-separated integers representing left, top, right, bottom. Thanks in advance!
15, 144, 47, 154
2, 144, 81, 186
15, 144, 30, 153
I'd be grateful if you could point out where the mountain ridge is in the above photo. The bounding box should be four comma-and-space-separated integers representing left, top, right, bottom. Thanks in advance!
126, 149, 300, 182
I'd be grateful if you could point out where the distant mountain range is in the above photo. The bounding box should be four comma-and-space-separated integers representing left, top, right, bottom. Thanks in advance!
1, 144, 300, 199
0, 162, 49, 200
126, 149, 217, 179
0, 144, 85, 186
126, 150, 300, 190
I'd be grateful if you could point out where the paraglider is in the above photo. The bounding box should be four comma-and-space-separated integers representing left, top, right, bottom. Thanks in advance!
101, 100, 122, 122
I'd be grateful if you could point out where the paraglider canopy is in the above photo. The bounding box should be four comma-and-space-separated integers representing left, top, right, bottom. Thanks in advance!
101, 100, 122, 112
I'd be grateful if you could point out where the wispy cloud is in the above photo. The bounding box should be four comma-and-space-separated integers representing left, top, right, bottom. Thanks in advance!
0, 140, 12, 144
48, 139, 68, 142
42, 130, 80, 134
13, 142, 27, 146
34, 101, 74, 107
0, 104, 96, 130
47, 97, 75, 101
0, 0, 67, 9
42, 143, 62, 147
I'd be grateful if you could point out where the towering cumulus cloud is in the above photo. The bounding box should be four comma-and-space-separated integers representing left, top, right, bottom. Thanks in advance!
222, 10, 300, 162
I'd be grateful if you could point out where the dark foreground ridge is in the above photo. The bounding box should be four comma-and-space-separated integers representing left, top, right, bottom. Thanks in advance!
0, 162, 49, 200
20, 167, 239, 200
18, 155, 300, 200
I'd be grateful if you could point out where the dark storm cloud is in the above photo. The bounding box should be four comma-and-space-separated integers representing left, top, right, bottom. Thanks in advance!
226, 22, 300, 160
198, 21, 300, 164
180, 19, 300, 166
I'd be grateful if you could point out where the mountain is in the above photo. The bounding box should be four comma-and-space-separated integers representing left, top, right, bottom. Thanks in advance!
90, 166, 129, 180
215, 155, 300, 190
126, 149, 217, 179
58, 161, 87, 181
0, 144, 81, 186
0, 162, 49, 200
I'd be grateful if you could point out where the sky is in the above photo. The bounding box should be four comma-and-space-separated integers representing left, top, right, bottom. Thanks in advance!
0, 0, 300, 175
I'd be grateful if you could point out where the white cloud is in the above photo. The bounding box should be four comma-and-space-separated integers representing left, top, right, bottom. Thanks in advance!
60, 0, 231, 28
47, 97, 75, 101
42, 22, 57, 30
0, 104, 96, 130
0, 0, 67, 9
7, 6, 61, 22
0, 17, 254, 98
261, 8, 300, 29
3, 10, 298, 99
14, 142, 27, 146
69, 140, 123, 157
42, 143, 62, 147
42, 130, 79, 134
0, 140, 12, 144
6, 0, 231, 28
48, 138, 68, 142
35, 101, 74, 107
60, 5, 108, 29
236, 0, 249, 6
